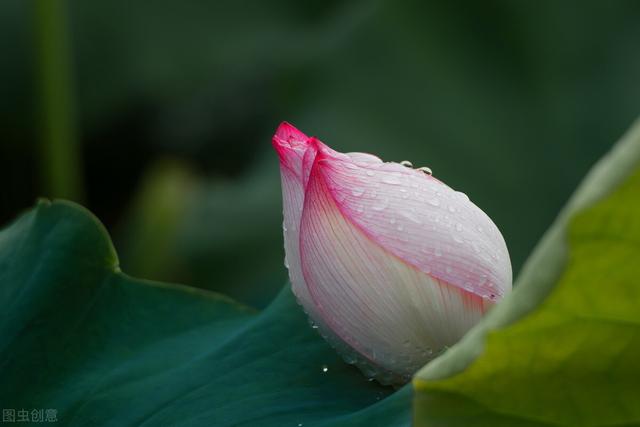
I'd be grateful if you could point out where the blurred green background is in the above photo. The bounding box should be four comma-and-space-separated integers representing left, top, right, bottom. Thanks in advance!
2, 0, 639, 308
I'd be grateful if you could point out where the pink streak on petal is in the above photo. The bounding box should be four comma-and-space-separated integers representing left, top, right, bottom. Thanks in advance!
312, 147, 512, 301
299, 155, 489, 379
272, 122, 311, 177
272, 122, 322, 325
273, 121, 309, 148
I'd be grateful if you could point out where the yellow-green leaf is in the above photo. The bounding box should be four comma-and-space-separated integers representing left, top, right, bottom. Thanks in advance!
414, 120, 640, 426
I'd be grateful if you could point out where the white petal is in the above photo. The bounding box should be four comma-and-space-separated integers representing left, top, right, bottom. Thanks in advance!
299, 157, 490, 382
316, 145, 512, 300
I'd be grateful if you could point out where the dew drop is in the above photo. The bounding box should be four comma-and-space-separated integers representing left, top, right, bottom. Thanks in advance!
455, 223, 463, 232
435, 248, 443, 257
372, 199, 388, 211
397, 224, 404, 231
390, 217, 396, 224
445, 266, 452, 274
448, 205, 456, 213
456, 191, 469, 201
428, 198, 440, 207
352, 188, 365, 197
400, 210, 422, 224
343, 353, 356, 364
382, 176, 402, 185
366, 170, 375, 177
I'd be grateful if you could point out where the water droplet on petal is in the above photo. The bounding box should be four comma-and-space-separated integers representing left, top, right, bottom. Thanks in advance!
343, 352, 356, 364
365, 170, 375, 177
382, 176, 402, 185
372, 199, 389, 211
352, 188, 365, 197
448, 205, 456, 213
455, 223, 463, 232
399, 210, 422, 224
428, 198, 440, 207
456, 191, 469, 201
417, 166, 432, 175
435, 248, 442, 257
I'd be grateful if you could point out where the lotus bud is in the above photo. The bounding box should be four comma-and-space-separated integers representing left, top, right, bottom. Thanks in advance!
272, 122, 512, 385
